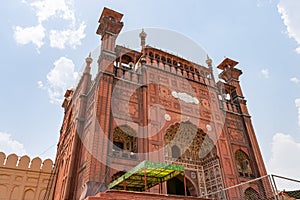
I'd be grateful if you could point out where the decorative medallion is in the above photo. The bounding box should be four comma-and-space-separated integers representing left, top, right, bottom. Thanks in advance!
164, 114, 171, 121
206, 124, 212, 132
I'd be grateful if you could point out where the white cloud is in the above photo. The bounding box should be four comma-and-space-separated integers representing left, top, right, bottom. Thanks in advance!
295, 98, 300, 127
13, 24, 45, 49
13, 0, 86, 50
0, 132, 26, 156
37, 80, 45, 89
290, 77, 300, 85
30, 0, 75, 24
268, 98, 300, 179
49, 22, 86, 49
261, 68, 269, 78
268, 133, 300, 179
39, 57, 79, 104
256, 0, 273, 7
278, 0, 300, 54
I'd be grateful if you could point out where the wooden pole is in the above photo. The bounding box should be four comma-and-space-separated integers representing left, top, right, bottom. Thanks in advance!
123, 180, 126, 191
144, 167, 147, 191
184, 173, 187, 196
159, 179, 162, 194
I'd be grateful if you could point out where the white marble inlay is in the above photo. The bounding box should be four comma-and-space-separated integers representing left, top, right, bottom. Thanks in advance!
171, 91, 199, 105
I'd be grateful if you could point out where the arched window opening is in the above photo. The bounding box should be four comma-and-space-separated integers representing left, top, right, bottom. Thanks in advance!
235, 150, 252, 177
122, 55, 133, 64
171, 145, 181, 159
149, 52, 154, 58
112, 126, 137, 159
155, 54, 160, 61
167, 58, 172, 65
119, 54, 134, 70
172, 60, 177, 67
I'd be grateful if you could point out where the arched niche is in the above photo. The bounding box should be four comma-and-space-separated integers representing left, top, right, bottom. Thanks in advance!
39, 189, 46, 200
10, 186, 20, 200
23, 189, 34, 200
171, 145, 181, 159
235, 150, 252, 176
244, 187, 259, 200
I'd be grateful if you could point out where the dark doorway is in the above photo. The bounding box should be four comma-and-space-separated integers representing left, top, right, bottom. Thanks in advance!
167, 177, 191, 196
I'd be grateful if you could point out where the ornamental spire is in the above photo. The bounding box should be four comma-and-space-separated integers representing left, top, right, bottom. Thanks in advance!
84, 52, 93, 74
139, 28, 147, 48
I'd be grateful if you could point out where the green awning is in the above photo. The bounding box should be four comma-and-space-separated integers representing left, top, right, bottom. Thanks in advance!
108, 160, 184, 191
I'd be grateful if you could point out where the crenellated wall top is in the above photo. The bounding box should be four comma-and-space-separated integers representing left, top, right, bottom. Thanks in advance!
0, 152, 53, 173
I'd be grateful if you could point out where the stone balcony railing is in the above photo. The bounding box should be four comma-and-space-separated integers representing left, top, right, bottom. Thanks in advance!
109, 149, 139, 160
221, 100, 241, 114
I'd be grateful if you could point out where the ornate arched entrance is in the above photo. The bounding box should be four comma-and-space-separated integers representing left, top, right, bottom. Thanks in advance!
164, 121, 224, 197
164, 121, 215, 161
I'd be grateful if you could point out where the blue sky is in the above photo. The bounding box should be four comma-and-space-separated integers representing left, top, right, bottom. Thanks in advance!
1, 0, 300, 180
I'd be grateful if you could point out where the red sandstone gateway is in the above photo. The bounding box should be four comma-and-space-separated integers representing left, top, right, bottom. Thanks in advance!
47, 7, 272, 200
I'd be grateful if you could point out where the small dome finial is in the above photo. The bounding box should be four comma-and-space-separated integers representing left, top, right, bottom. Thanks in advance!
86, 53, 93, 64
139, 28, 147, 48
206, 54, 212, 67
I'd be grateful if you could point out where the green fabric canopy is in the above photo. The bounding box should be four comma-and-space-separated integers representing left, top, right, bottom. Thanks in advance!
108, 160, 184, 191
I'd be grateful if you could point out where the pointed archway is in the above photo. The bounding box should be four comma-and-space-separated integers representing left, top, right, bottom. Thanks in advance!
166, 174, 197, 197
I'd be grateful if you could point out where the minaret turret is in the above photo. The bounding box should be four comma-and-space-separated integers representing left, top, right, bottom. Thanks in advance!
96, 7, 124, 73
217, 57, 248, 115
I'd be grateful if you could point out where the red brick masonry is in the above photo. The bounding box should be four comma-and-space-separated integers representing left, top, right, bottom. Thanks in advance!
85, 190, 210, 200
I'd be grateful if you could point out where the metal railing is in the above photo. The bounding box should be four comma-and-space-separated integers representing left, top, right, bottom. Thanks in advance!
199, 174, 300, 200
